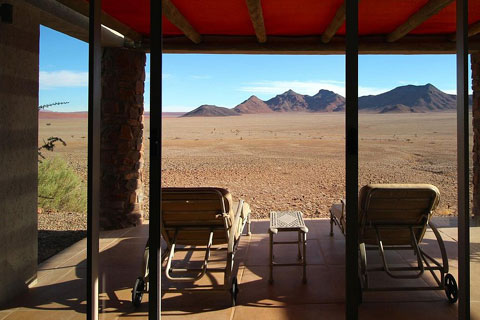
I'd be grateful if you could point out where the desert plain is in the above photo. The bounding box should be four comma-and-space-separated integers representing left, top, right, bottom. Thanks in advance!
39, 111, 474, 220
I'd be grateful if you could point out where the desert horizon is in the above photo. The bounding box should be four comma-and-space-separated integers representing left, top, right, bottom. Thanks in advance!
38, 82, 472, 120
39, 111, 474, 219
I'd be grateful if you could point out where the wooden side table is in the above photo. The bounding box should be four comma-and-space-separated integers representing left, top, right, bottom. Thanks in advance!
269, 211, 309, 284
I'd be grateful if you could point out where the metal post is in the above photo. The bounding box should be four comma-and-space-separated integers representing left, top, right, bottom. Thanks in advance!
345, 0, 359, 319
87, 0, 101, 319
457, 0, 470, 318
149, 0, 163, 319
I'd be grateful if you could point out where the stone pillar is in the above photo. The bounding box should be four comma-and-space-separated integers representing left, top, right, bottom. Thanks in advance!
100, 48, 146, 229
472, 53, 480, 217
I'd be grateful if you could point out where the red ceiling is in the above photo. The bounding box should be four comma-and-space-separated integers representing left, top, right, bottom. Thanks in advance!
94, 0, 480, 38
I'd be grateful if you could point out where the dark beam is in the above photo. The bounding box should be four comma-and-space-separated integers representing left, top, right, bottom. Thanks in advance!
468, 21, 480, 38
450, 20, 480, 41
162, 0, 202, 44
22, 0, 124, 47
245, 0, 267, 43
156, 35, 480, 54
321, 1, 345, 44
56, 0, 143, 42
387, 0, 454, 43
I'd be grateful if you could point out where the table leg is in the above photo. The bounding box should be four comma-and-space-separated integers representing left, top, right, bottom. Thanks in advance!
269, 231, 273, 284
302, 232, 307, 284
330, 211, 334, 236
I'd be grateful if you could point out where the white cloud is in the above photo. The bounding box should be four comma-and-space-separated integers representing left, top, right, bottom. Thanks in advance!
239, 80, 344, 96
358, 86, 390, 96
160, 105, 194, 112
442, 88, 473, 95
398, 80, 420, 86
238, 80, 389, 97
39, 70, 171, 88
144, 73, 170, 83
442, 89, 456, 95
190, 75, 211, 80
39, 70, 88, 89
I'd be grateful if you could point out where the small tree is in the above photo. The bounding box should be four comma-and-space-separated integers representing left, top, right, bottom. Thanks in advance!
38, 102, 69, 161
38, 137, 67, 161
38, 101, 69, 110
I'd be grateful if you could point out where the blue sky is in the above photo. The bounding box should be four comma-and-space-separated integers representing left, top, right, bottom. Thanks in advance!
40, 26, 471, 112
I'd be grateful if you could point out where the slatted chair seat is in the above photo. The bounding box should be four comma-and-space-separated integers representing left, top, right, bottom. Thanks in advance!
329, 184, 458, 303
131, 187, 251, 307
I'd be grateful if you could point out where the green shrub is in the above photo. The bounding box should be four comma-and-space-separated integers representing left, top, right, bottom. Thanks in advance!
38, 157, 87, 212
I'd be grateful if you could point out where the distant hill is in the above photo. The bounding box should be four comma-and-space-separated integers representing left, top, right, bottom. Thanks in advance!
306, 89, 345, 112
39, 111, 88, 119
182, 105, 240, 117
182, 84, 472, 117
234, 95, 273, 114
233, 89, 345, 114
265, 89, 310, 112
145, 112, 186, 118
358, 83, 456, 113
183, 89, 345, 117
378, 104, 417, 114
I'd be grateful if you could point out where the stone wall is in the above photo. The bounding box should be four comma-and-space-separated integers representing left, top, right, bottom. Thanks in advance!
100, 48, 146, 229
0, 0, 39, 305
473, 53, 480, 217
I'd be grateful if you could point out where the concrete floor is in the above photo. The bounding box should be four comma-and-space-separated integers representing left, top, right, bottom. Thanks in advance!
1, 218, 479, 320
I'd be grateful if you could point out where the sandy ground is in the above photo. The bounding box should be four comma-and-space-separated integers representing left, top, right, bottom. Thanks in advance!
39, 112, 473, 222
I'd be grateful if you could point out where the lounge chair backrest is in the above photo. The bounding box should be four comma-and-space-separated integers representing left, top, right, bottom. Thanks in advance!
359, 184, 440, 245
161, 187, 235, 245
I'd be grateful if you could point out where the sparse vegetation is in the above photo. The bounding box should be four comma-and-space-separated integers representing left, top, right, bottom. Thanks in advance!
38, 137, 66, 161
38, 102, 69, 161
38, 157, 87, 213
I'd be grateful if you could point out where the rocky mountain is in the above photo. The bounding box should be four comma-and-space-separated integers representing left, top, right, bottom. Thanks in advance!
182, 105, 240, 117
358, 83, 456, 113
306, 89, 345, 112
182, 84, 468, 117
234, 95, 273, 114
265, 89, 310, 112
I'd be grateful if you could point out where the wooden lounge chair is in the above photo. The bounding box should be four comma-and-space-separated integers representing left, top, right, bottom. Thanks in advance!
329, 184, 458, 303
132, 187, 251, 307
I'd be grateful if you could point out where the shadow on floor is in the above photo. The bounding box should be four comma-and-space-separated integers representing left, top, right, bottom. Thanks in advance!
1, 220, 466, 320
38, 230, 87, 263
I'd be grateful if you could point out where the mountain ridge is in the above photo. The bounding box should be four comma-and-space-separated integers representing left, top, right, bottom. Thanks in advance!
358, 83, 457, 113
182, 84, 470, 117
181, 105, 240, 117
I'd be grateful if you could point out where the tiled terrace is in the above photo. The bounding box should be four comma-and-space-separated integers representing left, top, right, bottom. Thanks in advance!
1, 218, 479, 320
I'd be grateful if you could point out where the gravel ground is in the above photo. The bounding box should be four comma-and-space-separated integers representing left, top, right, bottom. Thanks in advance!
38, 211, 86, 263
37, 112, 472, 263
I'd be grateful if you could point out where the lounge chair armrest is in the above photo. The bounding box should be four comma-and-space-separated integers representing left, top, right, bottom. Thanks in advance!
228, 199, 244, 253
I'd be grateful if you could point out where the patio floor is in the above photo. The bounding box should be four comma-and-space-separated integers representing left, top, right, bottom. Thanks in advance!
1, 218, 480, 320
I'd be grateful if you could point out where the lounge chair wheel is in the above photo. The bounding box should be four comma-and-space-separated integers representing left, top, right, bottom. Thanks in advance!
230, 276, 239, 306
445, 273, 458, 303
132, 276, 145, 307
